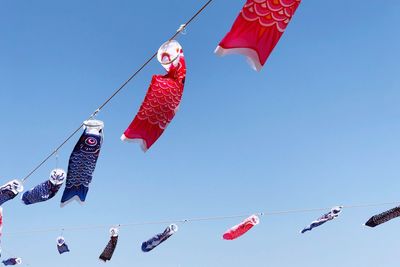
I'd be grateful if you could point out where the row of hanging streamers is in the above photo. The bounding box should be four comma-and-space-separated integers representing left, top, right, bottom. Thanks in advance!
3, 0, 399, 263
2, 202, 400, 263
1, 0, 305, 206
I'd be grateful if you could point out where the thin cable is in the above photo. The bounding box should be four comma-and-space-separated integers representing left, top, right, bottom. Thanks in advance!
21, 0, 214, 183
21, 124, 84, 183
5, 201, 399, 237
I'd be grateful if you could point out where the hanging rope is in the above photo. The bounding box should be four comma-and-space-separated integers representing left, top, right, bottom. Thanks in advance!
5, 201, 399, 237
21, 0, 214, 183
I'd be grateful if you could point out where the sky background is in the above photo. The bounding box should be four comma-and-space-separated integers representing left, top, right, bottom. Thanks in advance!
1, 0, 400, 266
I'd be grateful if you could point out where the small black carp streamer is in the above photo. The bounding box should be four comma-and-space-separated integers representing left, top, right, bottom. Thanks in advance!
0, 180, 23, 206
301, 206, 343, 233
57, 236, 70, 254
141, 224, 178, 252
22, 169, 66, 205
2, 258, 22, 266
60, 120, 104, 207
99, 227, 119, 262
365, 206, 400, 228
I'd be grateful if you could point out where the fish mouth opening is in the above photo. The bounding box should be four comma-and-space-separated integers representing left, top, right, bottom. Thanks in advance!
84, 119, 104, 128
160, 52, 179, 66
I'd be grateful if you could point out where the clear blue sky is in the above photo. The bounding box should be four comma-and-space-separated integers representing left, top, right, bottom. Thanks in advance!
1, 0, 400, 266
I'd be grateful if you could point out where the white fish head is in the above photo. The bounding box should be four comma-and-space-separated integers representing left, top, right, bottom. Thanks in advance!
157, 40, 183, 71
50, 169, 66, 185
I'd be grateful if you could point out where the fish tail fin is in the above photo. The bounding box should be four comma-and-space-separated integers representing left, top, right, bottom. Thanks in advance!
60, 186, 88, 207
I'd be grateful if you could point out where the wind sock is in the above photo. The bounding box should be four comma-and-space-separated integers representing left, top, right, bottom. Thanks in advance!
99, 227, 119, 262
141, 224, 178, 252
0, 180, 23, 206
57, 236, 70, 254
60, 120, 104, 207
301, 206, 343, 234
2, 258, 22, 266
365, 206, 400, 228
222, 215, 259, 240
215, 0, 301, 71
0, 207, 3, 254
22, 169, 66, 205
121, 40, 186, 151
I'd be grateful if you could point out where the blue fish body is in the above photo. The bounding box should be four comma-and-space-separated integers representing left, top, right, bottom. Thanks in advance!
57, 243, 70, 254
56, 236, 70, 254
141, 224, 178, 252
301, 206, 342, 234
22, 169, 65, 205
2, 258, 22, 266
60, 124, 103, 207
22, 181, 60, 205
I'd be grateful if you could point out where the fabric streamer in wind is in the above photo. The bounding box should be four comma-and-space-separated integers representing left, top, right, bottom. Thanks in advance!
0, 180, 23, 206
141, 224, 178, 252
365, 206, 400, 228
301, 206, 343, 233
215, 0, 301, 71
57, 236, 70, 254
60, 120, 104, 207
99, 227, 119, 262
222, 215, 259, 240
22, 169, 66, 205
2, 258, 22, 266
0, 207, 3, 256
121, 40, 186, 151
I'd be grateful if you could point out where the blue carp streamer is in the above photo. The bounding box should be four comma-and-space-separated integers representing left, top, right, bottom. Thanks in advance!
60, 120, 104, 206
2, 258, 22, 266
57, 236, 70, 254
22, 169, 66, 205
301, 206, 342, 234
0, 180, 23, 206
142, 224, 178, 252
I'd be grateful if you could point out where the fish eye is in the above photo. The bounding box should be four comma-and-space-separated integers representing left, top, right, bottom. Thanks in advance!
85, 137, 97, 146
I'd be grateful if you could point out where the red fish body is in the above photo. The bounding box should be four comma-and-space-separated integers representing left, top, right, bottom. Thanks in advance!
223, 215, 260, 240
215, 0, 301, 71
121, 54, 186, 151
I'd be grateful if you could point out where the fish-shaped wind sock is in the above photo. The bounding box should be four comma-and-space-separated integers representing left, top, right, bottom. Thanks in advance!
301, 206, 343, 234
215, 0, 301, 71
222, 215, 259, 240
0, 180, 23, 206
0, 207, 3, 252
141, 224, 178, 252
22, 169, 66, 205
57, 236, 70, 254
60, 120, 104, 207
2, 258, 22, 266
365, 206, 400, 228
121, 40, 186, 151
99, 227, 119, 262
0, 207, 3, 237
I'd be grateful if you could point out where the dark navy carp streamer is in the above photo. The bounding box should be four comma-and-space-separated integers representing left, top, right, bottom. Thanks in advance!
99, 228, 119, 262
301, 206, 343, 234
0, 180, 23, 206
22, 169, 66, 205
2, 258, 22, 266
60, 120, 104, 207
57, 236, 70, 254
365, 206, 400, 228
141, 224, 178, 252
